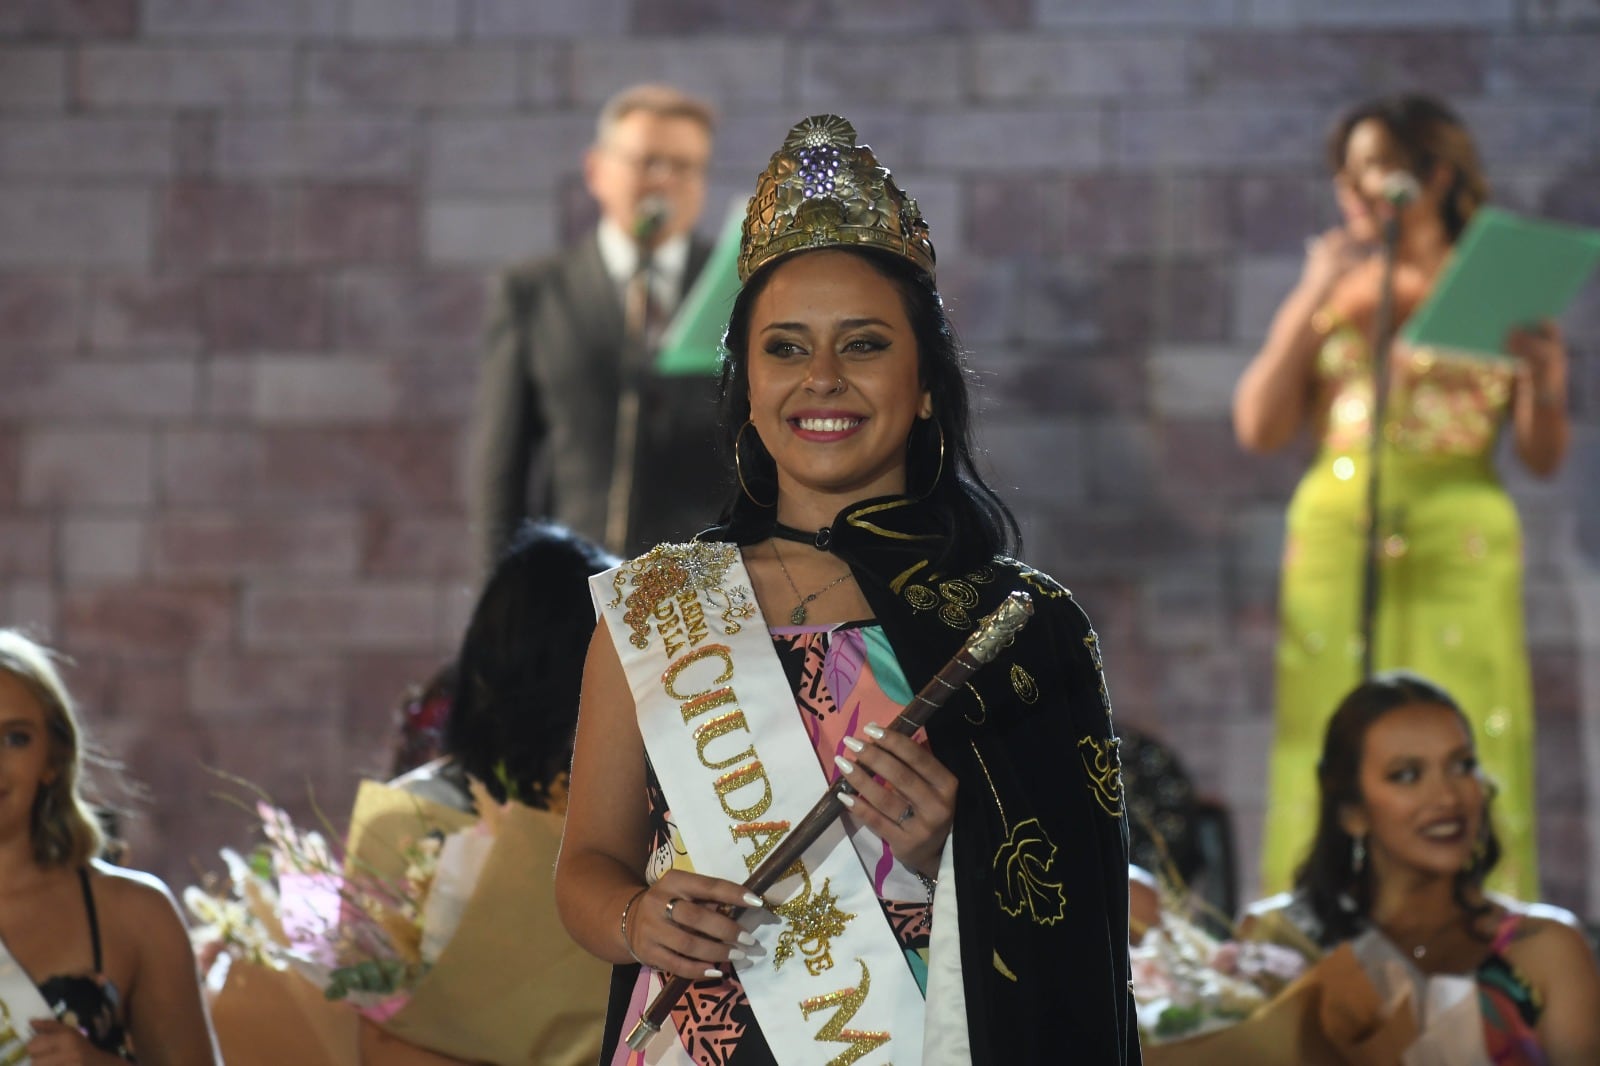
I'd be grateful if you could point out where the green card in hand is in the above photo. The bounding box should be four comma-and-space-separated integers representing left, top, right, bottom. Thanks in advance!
1399, 206, 1600, 360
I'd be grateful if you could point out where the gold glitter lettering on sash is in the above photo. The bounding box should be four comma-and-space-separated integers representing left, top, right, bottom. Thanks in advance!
1077, 734, 1124, 818
729, 819, 791, 872
663, 642, 734, 700
680, 685, 736, 724
715, 761, 773, 821
774, 875, 856, 976
799, 959, 889, 1066
610, 542, 750, 649
694, 710, 756, 770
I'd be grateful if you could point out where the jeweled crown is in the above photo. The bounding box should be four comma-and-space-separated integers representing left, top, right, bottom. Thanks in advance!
738, 114, 935, 283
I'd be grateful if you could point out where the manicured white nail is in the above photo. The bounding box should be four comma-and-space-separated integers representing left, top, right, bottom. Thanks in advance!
842, 736, 865, 753
704, 968, 724, 979
834, 755, 855, 775
863, 722, 886, 740
729, 949, 748, 962
837, 792, 856, 809
743, 892, 765, 909
737, 931, 758, 946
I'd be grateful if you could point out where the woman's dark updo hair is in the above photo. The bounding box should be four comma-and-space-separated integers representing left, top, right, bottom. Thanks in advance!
1295, 670, 1501, 945
445, 521, 618, 808
716, 246, 1019, 564
1327, 93, 1488, 243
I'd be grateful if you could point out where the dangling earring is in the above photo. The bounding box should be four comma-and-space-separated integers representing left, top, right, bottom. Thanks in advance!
914, 420, 946, 501
1350, 833, 1366, 876
734, 420, 775, 508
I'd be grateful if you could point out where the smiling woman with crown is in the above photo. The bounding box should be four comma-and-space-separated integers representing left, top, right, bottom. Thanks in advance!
555, 116, 1139, 1066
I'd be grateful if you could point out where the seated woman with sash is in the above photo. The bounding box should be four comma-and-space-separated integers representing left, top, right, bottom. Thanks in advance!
0, 629, 220, 1064
555, 115, 1139, 1066
1243, 672, 1600, 1064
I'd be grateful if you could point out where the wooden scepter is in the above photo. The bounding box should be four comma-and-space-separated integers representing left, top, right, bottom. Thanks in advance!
625, 590, 1034, 1051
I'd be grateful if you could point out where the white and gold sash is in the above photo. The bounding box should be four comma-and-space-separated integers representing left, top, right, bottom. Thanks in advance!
593, 542, 925, 1066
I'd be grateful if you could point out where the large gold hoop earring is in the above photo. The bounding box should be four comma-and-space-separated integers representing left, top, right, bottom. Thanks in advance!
915, 420, 946, 501
735, 420, 776, 508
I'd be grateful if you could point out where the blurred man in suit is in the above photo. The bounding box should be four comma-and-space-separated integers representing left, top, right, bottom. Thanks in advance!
472, 84, 724, 569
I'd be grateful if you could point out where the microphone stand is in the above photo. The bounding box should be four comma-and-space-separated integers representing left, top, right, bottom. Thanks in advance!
604, 224, 661, 556
1358, 211, 1403, 679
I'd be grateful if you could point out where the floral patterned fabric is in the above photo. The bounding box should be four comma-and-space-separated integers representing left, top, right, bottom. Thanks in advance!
37, 869, 135, 1060
621, 622, 932, 1066
1261, 320, 1537, 899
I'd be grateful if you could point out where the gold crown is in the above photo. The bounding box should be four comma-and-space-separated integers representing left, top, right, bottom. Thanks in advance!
738, 115, 935, 283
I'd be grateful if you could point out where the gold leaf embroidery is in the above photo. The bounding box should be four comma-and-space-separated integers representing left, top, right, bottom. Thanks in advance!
1077, 734, 1124, 818
992, 817, 1066, 926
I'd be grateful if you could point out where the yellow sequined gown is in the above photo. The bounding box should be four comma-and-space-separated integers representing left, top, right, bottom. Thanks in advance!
1259, 321, 1537, 898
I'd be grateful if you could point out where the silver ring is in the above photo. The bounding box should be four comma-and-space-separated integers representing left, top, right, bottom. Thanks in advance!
665, 897, 681, 921
896, 804, 915, 826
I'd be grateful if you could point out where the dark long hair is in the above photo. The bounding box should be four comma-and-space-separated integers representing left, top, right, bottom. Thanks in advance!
1327, 93, 1488, 243
715, 246, 1019, 563
445, 521, 618, 807
1296, 671, 1501, 945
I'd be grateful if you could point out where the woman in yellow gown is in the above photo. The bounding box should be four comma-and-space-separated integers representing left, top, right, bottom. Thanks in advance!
1233, 94, 1571, 898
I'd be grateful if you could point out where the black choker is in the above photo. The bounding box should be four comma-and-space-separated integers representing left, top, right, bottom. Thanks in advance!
772, 522, 832, 551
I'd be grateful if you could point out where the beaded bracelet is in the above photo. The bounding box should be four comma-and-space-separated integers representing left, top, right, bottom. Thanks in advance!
619, 887, 651, 966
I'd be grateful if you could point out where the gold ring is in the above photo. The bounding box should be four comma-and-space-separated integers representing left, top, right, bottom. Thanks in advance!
665, 897, 681, 922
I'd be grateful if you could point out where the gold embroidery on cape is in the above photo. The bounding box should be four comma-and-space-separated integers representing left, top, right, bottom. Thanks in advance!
799, 958, 889, 1065
1084, 629, 1112, 715
843, 497, 943, 541
993, 950, 1019, 982
963, 682, 988, 726
607, 542, 754, 650
1078, 734, 1125, 818
888, 559, 928, 594
903, 583, 938, 611
772, 871, 856, 977
993, 818, 1067, 926
999, 557, 1069, 600
972, 742, 1066, 924
1009, 664, 1039, 705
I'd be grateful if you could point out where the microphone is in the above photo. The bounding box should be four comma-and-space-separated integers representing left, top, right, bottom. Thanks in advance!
632, 195, 670, 245
1380, 171, 1421, 208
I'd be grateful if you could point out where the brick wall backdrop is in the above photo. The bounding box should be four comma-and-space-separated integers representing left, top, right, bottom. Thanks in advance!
1, 0, 1597, 915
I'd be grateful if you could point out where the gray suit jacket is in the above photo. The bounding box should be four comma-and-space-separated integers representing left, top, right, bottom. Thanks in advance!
471, 233, 725, 569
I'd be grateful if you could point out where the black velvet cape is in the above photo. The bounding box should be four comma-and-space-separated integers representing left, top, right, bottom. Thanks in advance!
599, 494, 1140, 1065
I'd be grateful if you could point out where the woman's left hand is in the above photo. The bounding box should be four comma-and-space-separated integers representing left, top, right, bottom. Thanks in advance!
1506, 320, 1568, 406
834, 724, 957, 878
26, 1019, 120, 1066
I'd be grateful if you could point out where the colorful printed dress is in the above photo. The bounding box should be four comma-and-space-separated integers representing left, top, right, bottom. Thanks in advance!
613, 621, 933, 1066
1260, 320, 1537, 897
1478, 912, 1546, 1065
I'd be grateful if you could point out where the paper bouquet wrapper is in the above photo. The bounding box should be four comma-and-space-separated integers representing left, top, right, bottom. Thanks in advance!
214, 782, 610, 1066
1144, 943, 1419, 1066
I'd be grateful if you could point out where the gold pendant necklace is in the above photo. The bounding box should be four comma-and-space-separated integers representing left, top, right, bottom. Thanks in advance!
772, 540, 852, 625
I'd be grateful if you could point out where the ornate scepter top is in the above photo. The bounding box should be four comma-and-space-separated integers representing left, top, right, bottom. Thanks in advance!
962, 591, 1033, 664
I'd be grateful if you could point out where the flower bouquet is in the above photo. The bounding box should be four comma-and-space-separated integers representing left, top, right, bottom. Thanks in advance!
188, 779, 610, 1066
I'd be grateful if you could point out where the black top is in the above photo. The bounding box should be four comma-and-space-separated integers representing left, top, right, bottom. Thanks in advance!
36, 868, 134, 1060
